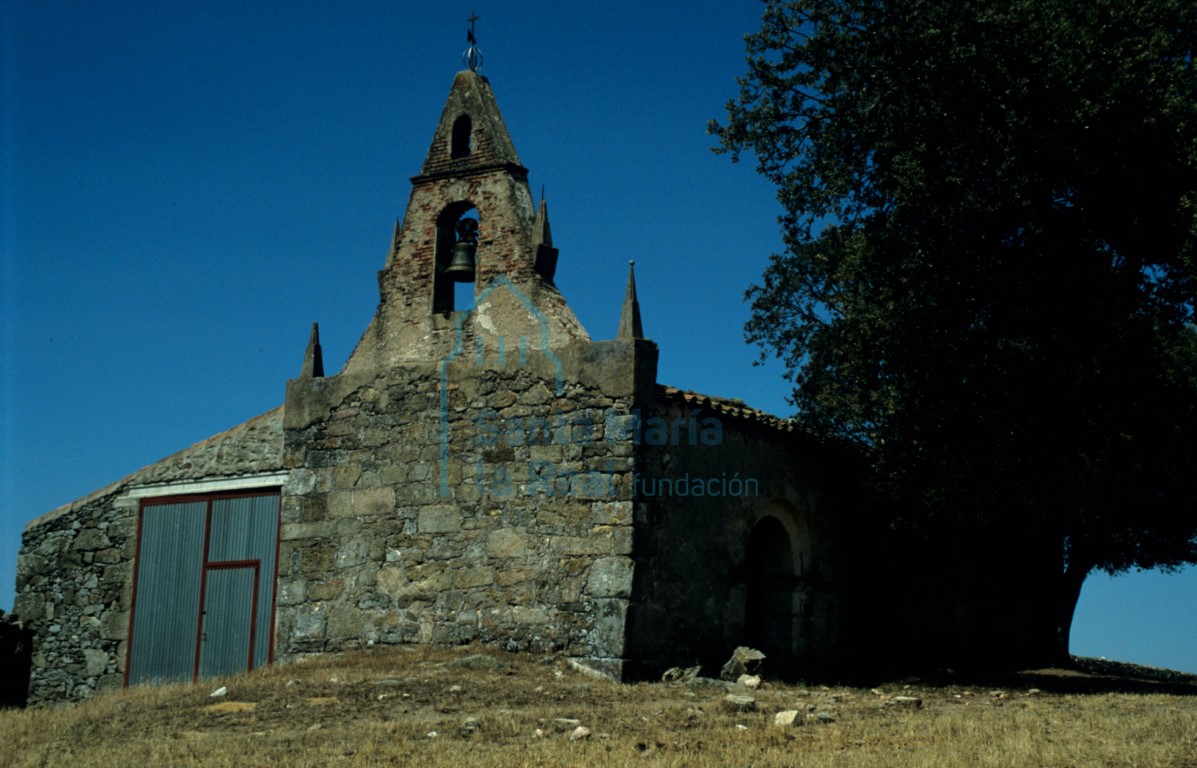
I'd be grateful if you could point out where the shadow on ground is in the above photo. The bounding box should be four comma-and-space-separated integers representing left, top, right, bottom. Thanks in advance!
895, 656, 1197, 697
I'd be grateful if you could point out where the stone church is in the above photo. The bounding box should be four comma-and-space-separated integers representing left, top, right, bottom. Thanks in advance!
14, 65, 865, 704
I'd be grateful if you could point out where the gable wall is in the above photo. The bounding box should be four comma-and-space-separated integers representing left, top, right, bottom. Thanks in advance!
279, 340, 653, 678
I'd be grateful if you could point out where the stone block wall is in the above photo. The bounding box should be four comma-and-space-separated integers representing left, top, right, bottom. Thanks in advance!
16, 486, 146, 703
625, 391, 848, 680
280, 339, 653, 678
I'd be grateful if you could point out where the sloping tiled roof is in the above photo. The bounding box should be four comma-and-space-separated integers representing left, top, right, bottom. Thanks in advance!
656, 384, 798, 433
24, 406, 285, 531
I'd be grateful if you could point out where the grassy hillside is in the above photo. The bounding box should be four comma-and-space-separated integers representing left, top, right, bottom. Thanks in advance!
2, 646, 1195, 767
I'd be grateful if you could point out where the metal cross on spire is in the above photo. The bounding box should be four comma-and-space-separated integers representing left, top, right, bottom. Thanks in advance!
463, 11, 483, 72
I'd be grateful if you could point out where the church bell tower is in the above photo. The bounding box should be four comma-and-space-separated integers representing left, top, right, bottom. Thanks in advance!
340, 52, 588, 373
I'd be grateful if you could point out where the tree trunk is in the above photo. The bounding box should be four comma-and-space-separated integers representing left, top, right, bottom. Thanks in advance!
1052, 563, 1090, 666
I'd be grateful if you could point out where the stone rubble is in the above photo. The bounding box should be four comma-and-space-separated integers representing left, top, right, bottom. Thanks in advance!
722, 693, 757, 713
719, 646, 766, 681
661, 664, 703, 683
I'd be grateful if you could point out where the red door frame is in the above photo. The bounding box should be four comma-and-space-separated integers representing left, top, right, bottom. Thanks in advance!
193, 560, 261, 680
124, 489, 281, 687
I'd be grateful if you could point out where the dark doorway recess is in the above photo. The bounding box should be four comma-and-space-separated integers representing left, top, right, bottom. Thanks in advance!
744, 516, 795, 669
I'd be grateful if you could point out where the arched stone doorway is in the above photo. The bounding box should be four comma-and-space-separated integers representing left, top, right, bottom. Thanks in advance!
743, 515, 797, 669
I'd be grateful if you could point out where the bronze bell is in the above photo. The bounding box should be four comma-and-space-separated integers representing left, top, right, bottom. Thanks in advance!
444, 218, 478, 282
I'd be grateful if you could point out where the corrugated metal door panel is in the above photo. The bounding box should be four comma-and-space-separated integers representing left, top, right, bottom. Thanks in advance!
197, 566, 257, 678
211, 495, 278, 669
127, 501, 207, 685
248, 495, 278, 669
208, 496, 251, 561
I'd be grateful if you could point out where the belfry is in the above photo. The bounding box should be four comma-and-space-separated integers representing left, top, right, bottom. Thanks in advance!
337, 64, 589, 374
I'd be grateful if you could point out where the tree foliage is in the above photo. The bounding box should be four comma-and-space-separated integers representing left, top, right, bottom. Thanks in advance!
713, 0, 1197, 643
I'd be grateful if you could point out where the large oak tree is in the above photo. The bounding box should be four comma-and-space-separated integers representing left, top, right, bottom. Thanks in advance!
713, 0, 1197, 663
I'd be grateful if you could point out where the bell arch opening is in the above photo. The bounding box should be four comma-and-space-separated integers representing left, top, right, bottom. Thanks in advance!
450, 115, 472, 159
743, 515, 797, 670
433, 202, 479, 315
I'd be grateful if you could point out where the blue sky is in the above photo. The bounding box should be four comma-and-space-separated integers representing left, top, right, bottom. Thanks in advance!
2, 1, 1194, 673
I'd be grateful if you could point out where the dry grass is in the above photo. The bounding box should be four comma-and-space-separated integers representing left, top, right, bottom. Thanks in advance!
2, 646, 1196, 767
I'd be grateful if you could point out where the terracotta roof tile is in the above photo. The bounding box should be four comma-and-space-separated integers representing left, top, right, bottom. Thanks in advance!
655, 384, 798, 433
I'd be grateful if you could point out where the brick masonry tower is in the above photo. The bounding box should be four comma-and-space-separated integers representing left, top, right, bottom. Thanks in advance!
342, 69, 589, 373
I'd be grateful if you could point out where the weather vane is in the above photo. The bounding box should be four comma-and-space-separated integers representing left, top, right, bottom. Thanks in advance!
463, 11, 483, 72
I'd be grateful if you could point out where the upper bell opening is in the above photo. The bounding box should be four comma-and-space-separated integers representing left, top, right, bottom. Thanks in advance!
451, 115, 472, 159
